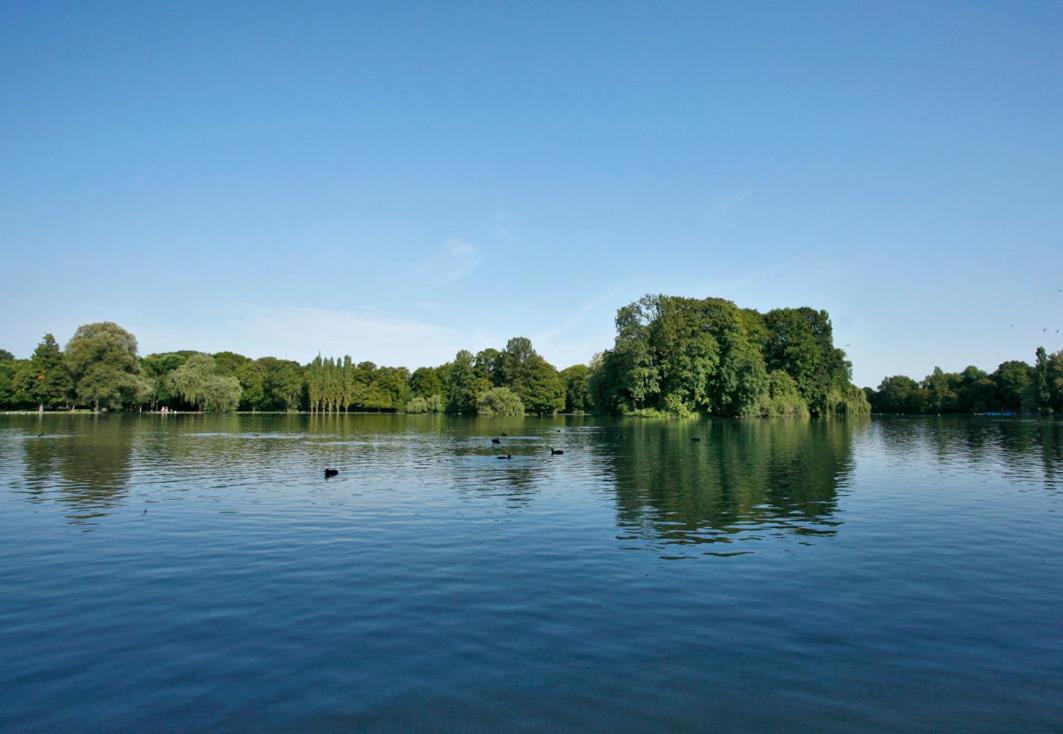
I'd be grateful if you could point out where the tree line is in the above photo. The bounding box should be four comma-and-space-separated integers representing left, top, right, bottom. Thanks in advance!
865, 347, 1063, 415
0, 294, 890, 418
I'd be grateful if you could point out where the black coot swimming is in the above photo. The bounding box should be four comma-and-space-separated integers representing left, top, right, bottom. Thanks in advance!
324, 468, 339, 478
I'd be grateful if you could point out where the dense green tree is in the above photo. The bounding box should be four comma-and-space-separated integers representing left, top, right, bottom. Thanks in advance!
235, 360, 266, 411
1047, 350, 1063, 413
521, 355, 565, 415
212, 351, 251, 376
64, 322, 149, 411
922, 367, 959, 413
956, 366, 997, 413
167, 354, 243, 412
409, 366, 444, 399
446, 350, 485, 414
474, 348, 505, 387
0, 358, 22, 408
476, 386, 525, 416
258, 357, 304, 411
28, 334, 73, 411
141, 351, 196, 409
0, 349, 14, 361
1034, 347, 1053, 414
762, 307, 847, 414
560, 364, 593, 413
993, 360, 1032, 412
870, 375, 927, 413
493, 336, 563, 414
586, 295, 861, 418
610, 298, 661, 411
373, 366, 411, 410
9, 360, 37, 408
757, 370, 809, 417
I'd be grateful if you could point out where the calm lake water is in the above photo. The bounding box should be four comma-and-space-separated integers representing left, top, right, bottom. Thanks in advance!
1, 414, 1061, 732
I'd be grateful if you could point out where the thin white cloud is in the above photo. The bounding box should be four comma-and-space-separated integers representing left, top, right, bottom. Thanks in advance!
715, 190, 751, 216
422, 238, 482, 283
134, 304, 506, 368
531, 285, 629, 367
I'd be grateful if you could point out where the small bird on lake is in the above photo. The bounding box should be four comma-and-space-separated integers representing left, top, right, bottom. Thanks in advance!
691, 437, 702, 442
497, 454, 512, 460
324, 468, 339, 478
550, 448, 564, 455
491, 437, 502, 444
500, 432, 508, 437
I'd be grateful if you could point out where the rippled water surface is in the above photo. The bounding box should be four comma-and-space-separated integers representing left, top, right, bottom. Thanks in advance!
2, 414, 1062, 731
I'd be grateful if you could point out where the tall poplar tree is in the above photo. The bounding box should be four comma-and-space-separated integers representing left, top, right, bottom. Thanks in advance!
29, 334, 72, 411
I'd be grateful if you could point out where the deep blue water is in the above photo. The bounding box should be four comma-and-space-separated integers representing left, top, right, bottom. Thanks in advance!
1, 414, 1061, 732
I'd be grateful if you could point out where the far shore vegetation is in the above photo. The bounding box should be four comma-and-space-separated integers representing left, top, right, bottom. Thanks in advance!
1, 294, 1058, 418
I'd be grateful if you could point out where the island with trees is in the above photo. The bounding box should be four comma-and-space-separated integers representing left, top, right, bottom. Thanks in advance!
1, 294, 1057, 418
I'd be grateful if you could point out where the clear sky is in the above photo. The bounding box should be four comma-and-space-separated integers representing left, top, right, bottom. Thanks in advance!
1, 1, 1061, 387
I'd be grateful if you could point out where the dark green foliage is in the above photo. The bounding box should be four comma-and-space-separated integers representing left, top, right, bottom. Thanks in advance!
9, 360, 37, 408
0, 349, 14, 361
870, 375, 927, 413
956, 366, 997, 413
257, 357, 304, 411
1034, 347, 1053, 415
212, 351, 251, 376
0, 361, 12, 406
409, 367, 445, 400
993, 361, 1033, 412
560, 364, 593, 413
446, 350, 485, 415
587, 295, 864, 418
762, 307, 850, 414
1048, 351, 1063, 413
306, 355, 410, 413
234, 360, 266, 411
29, 334, 73, 410
498, 338, 564, 416
922, 367, 958, 414
866, 349, 1063, 415
474, 348, 505, 387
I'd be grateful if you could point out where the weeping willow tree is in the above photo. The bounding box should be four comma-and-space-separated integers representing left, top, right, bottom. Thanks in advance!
476, 386, 525, 416
167, 353, 242, 412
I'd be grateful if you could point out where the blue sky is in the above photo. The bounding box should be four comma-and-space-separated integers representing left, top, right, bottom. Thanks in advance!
1, 1, 1061, 387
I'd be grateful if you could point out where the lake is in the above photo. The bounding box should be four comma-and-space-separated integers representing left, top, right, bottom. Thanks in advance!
1, 414, 1061, 731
